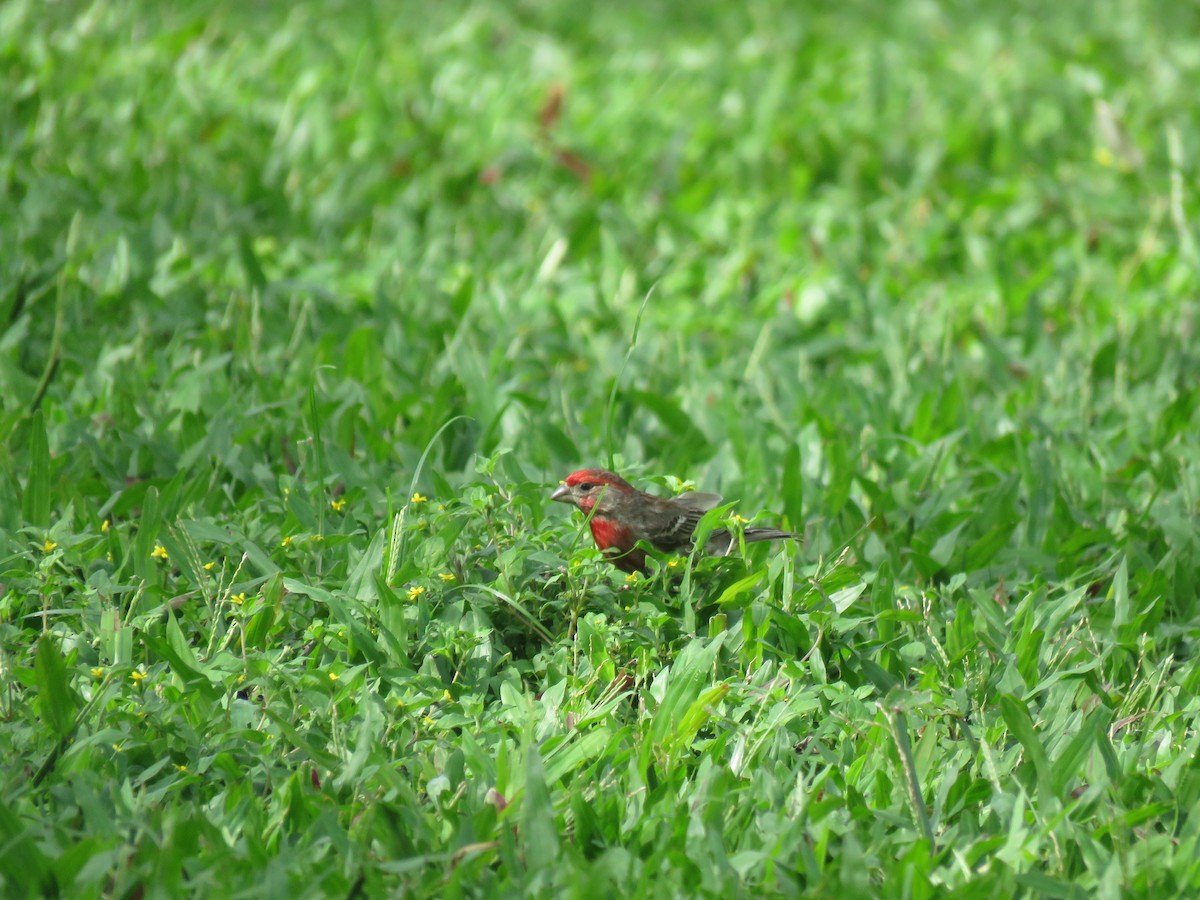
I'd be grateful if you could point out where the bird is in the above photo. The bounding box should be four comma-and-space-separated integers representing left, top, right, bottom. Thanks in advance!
550, 468, 799, 574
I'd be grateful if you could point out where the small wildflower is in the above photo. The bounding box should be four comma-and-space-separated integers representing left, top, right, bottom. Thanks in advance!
203, 561, 216, 571
309, 534, 323, 542
91, 667, 104, 679
407, 586, 425, 601
101, 519, 110, 533
237, 673, 246, 683
331, 498, 347, 511
411, 492, 428, 504
667, 559, 680, 569
230, 593, 246, 605
281, 536, 293, 547
422, 715, 436, 727
439, 572, 455, 583
625, 573, 639, 584
442, 689, 453, 701
328, 672, 340, 682
175, 764, 188, 773
152, 545, 169, 560
42, 539, 58, 552
130, 670, 146, 683
283, 487, 290, 497
732, 514, 749, 525
112, 743, 124, 753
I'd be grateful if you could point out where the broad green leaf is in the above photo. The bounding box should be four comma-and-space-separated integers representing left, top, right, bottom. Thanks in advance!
649, 634, 726, 749
146, 627, 221, 702
714, 570, 764, 606
345, 527, 386, 601
999, 694, 1056, 811
0, 800, 51, 894
519, 746, 560, 872
35, 635, 79, 738
22, 408, 50, 529
133, 486, 161, 582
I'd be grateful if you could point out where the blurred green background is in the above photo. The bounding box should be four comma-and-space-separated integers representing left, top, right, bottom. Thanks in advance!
3, 0, 1200, 895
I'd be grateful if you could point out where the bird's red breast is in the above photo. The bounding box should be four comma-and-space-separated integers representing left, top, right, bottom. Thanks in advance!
588, 516, 634, 552
588, 516, 646, 573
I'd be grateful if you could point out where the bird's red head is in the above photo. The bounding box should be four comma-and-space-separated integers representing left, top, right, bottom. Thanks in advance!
563, 469, 627, 488
551, 468, 635, 513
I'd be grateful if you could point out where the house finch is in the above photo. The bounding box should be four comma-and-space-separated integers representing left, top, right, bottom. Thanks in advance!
550, 468, 799, 574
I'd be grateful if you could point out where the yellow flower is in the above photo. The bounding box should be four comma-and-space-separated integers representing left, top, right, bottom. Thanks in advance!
283, 487, 290, 497
442, 689, 453, 701
309, 534, 323, 542
175, 764, 188, 773
237, 673, 246, 683
112, 743, 124, 753
91, 667, 104, 679
152, 545, 169, 560
230, 593, 246, 605
422, 715, 436, 726
407, 585, 425, 601
101, 519, 110, 533
328, 672, 340, 682
625, 573, 639, 584
732, 514, 749, 525
667, 559, 680, 569
439, 572, 455, 583
203, 561, 216, 571
42, 539, 57, 552
281, 536, 293, 547
131, 670, 146, 683
411, 492, 428, 504
331, 498, 347, 511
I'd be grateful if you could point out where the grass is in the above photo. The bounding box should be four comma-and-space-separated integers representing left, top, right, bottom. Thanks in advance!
3, 0, 1200, 895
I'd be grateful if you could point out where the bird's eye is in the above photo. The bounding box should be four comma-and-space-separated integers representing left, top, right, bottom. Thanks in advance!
577, 482, 597, 492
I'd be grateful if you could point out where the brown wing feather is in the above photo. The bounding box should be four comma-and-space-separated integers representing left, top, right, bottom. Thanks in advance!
670, 492, 723, 510
642, 492, 725, 552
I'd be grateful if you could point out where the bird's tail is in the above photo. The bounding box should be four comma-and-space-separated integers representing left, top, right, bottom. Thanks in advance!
742, 528, 800, 544
706, 528, 799, 555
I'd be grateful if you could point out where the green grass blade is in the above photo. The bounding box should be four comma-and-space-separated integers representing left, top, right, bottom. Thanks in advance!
22, 409, 50, 529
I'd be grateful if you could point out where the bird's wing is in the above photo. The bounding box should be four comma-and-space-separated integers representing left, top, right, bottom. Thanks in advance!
670, 492, 723, 511
647, 492, 725, 550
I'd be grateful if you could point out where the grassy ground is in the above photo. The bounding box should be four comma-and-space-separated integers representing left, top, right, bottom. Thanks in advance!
3, 0, 1200, 895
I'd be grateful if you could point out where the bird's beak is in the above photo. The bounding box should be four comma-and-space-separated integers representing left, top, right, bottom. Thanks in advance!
550, 483, 572, 503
